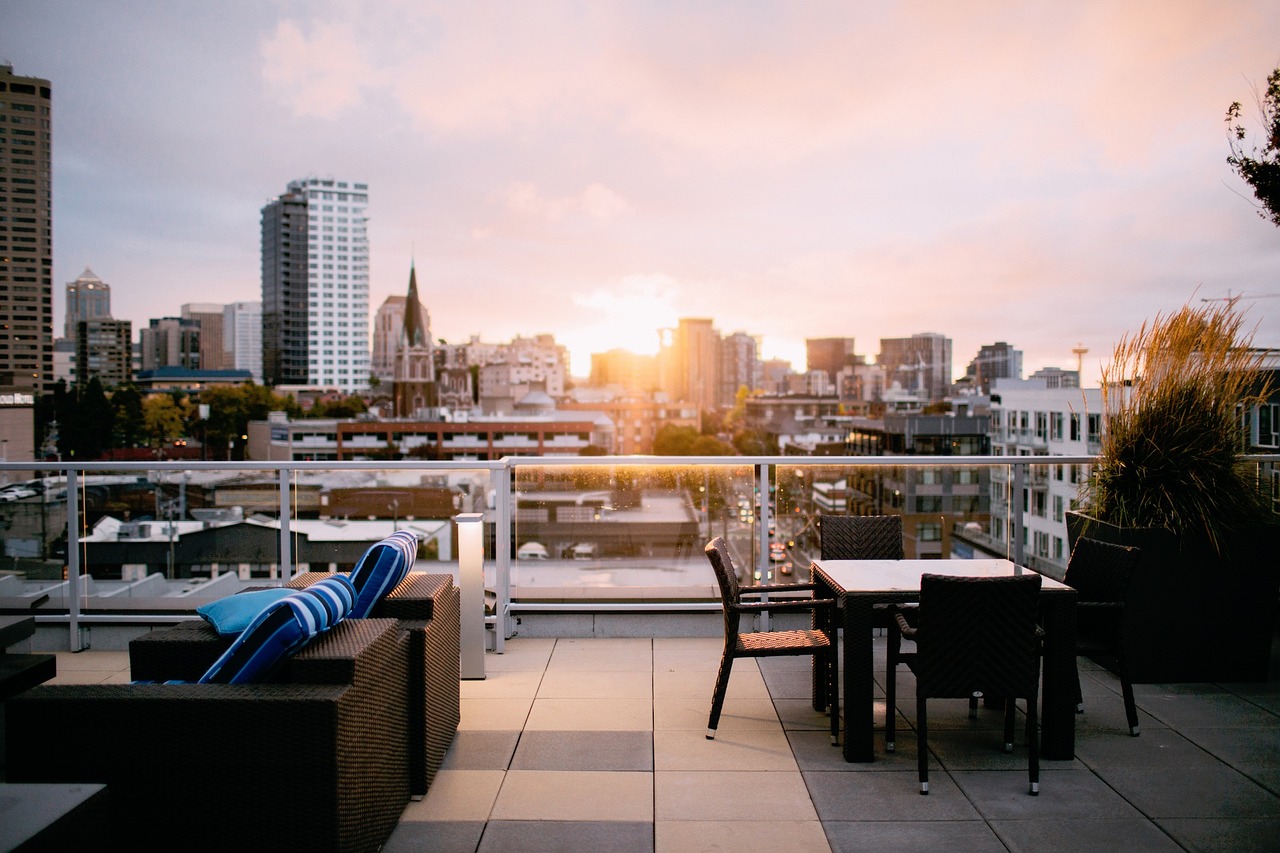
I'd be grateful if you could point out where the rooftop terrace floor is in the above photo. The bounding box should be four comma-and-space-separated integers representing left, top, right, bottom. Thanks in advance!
33, 634, 1280, 852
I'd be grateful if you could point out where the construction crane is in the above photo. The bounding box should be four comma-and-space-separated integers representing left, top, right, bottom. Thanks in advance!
1200, 290, 1280, 304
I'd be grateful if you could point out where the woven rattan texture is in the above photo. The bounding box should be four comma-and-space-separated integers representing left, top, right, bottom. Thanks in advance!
819, 515, 905, 561
911, 574, 1042, 697
7, 619, 410, 852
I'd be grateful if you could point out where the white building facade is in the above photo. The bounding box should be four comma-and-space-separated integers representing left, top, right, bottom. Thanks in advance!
223, 301, 263, 384
988, 377, 1102, 576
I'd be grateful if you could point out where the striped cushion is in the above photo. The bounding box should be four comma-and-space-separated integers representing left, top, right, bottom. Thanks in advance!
196, 588, 293, 637
349, 530, 418, 618
198, 576, 356, 685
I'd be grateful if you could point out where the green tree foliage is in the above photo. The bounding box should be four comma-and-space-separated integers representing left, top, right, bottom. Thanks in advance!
308, 394, 368, 419
1226, 66, 1280, 227
144, 394, 191, 449
110, 384, 146, 449
653, 424, 735, 456
58, 377, 114, 460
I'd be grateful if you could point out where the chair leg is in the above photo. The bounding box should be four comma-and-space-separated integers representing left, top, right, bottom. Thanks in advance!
1120, 673, 1140, 736
969, 693, 980, 719
885, 623, 899, 753
1026, 691, 1039, 796
827, 647, 840, 745
707, 651, 735, 739
917, 695, 929, 794
1003, 698, 1016, 753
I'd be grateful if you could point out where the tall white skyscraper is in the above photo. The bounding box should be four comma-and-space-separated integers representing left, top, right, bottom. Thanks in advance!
223, 301, 263, 383
261, 177, 370, 392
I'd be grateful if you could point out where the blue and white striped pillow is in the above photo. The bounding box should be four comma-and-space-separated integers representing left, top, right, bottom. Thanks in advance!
198, 575, 356, 685
348, 530, 418, 618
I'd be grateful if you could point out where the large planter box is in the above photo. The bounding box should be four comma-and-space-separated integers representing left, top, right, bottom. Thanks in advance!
1066, 511, 1279, 683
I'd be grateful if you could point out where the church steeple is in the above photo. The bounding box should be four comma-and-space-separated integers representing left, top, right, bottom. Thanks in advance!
402, 262, 429, 349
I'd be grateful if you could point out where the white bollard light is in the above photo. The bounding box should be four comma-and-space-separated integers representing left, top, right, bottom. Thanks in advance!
456, 513, 486, 679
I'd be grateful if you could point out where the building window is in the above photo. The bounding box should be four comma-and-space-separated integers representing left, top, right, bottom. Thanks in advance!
918, 522, 942, 542
1053, 494, 1064, 522
1070, 413, 1080, 442
1259, 404, 1279, 448
1050, 412, 1064, 441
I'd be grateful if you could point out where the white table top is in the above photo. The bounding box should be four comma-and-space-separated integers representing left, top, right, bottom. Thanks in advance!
811, 558, 1073, 593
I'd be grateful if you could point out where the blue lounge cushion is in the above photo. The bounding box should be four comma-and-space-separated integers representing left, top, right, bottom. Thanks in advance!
198, 576, 356, 685
196, 588, 294, 637
348, 530, 419, 618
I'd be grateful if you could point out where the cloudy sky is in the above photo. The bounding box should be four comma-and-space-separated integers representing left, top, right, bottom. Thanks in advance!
5, 0, 1280, 381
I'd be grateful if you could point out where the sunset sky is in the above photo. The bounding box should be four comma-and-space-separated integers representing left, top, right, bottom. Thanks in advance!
5, 0, 1280, 382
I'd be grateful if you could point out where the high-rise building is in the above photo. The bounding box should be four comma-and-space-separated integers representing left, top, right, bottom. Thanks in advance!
0, 65, 54, 392
806, 337, 857, 383
65, 267, 111, 339
140, 317, 201, 371
966, 341, 1022, 393
76, 319, 132, 389
589, 349, 658, 395
878, 333, 953, 403
720, 331, 760, 407
659, 318, 721, 413
260, 177, 371, 392
182, 302, 225, 372
223, 301, 262, 383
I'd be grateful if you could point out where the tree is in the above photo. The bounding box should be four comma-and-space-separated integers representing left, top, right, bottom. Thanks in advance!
144, 394, 190, 450
110, 384, 146, 448
654, 424, 735, 456
66, 377, 113, 460
1226, 66, 1280, 227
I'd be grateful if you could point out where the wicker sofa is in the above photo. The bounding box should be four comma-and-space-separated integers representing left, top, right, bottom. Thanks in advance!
6, 618, 409, 852
129, 572, 460, 796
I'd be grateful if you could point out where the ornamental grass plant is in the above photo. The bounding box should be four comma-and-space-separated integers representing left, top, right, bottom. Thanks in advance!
1087, 301, 1273, 554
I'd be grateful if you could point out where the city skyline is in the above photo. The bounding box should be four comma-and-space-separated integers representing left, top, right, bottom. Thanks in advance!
5, 1, 1280, 384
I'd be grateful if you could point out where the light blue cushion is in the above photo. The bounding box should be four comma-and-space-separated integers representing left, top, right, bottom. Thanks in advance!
196, 588, 293, 637
348, 530, 418, 618
198, 576, 356, 685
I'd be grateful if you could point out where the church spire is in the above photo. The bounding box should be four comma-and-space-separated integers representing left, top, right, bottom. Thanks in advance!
402, 261, 428, 349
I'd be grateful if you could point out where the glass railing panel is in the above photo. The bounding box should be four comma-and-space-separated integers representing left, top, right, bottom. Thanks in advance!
776, 462, 1004, 573
510, 461, 755, 596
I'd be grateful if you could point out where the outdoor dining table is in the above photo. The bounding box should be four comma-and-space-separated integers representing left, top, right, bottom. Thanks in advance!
810, 558, 1078, 763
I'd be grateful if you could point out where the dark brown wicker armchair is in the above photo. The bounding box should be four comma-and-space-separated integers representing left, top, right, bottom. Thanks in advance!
887, 573, 1044, 795
1064, 537, 1142, 736
8, 619, 410, 851
129, 572, 460, 796
819, 514, 905, 561
704, 537, 838, 743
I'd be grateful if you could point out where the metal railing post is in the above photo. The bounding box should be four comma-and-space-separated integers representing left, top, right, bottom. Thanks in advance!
495, 463, 512, 647
278, 467, 292, 583
756, 462, 772, 630
1011, 460, 1026, 567
66, 468, 84, 650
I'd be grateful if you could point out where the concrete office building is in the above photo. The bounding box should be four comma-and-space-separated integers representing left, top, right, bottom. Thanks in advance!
260, 177, 371, 392
0, 65, 53, 392
76, 318, 133, 389
182, 302, 225, 372
223, 301, 262, 384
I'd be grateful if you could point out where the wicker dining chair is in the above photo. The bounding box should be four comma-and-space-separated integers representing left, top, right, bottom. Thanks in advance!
819, 514, 905, 561
1065, 537, 1142, 736
886, 573, 1044, 795
704, 536, 839, 743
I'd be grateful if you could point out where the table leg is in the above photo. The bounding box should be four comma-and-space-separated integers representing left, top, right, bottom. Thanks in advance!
843, 596, 876, 762
1040, 592, 1078, 760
